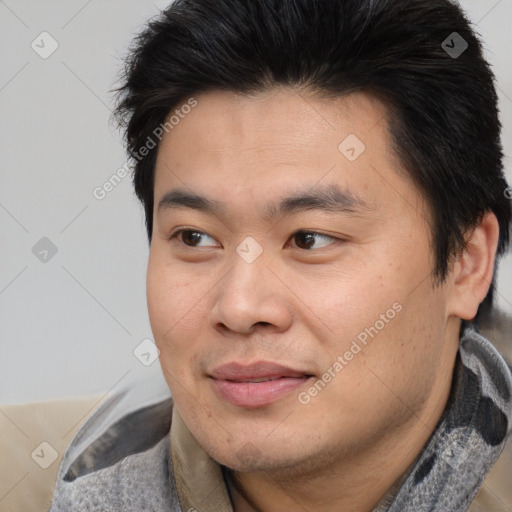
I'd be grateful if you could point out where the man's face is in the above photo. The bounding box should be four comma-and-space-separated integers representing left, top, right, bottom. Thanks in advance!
147, 88, 457, 474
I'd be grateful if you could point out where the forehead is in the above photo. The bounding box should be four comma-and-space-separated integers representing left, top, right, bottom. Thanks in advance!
157, 88, 392, 155
152, 88, 424, 220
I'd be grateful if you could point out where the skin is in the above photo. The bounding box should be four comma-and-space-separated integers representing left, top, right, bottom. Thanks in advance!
147, 87, 499, 512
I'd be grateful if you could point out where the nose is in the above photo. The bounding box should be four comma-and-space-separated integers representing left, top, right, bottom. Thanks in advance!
209, 246, 293, 336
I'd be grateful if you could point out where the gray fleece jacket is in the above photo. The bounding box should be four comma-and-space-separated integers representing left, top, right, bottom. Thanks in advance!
48, 326, 512, 511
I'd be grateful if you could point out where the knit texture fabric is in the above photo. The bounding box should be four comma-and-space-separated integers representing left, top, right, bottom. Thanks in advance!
48, 327, 512, 512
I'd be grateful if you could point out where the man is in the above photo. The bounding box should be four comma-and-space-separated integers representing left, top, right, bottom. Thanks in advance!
49, 0, 512, 510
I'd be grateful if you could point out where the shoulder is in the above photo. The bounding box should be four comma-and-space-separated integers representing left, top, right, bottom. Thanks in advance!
476, 307, 512, 368
48, 373, 181, 511
469, 308, 512, 511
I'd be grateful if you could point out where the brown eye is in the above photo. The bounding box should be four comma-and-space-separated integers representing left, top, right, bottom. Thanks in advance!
181, 230, 203, 246
291, 231, 337, 250
171, 229, 218, 248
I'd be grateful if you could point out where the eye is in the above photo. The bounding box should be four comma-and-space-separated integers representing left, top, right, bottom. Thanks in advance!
289, 230, 337, 250
170, 229, 219, 248
169, 228, 339, 250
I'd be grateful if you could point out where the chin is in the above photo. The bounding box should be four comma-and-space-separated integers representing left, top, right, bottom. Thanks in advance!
197, 434, 289, 472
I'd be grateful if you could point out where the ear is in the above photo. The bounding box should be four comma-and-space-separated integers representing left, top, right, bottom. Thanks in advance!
446, 211, 500, 321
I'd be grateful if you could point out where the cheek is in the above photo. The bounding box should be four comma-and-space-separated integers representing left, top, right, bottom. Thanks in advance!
299, 241, 412, 335
146, 262, 203, 398
147, 246, 196, 328
318, 265, 446, 403
307, 271, 402, 345
147, 264, 176, 335
355, 286, 447, 408
147, 258, 192, 349
146, 252, 215, 371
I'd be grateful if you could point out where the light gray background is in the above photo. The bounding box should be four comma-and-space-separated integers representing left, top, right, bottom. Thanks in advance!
0, 0, 511, 404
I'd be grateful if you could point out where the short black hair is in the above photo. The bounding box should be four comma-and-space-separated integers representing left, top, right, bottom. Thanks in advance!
114, 0, 511, 315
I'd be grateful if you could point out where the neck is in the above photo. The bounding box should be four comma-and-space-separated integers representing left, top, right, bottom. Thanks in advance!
224, 331, 459, 512
225, 425, 431, 512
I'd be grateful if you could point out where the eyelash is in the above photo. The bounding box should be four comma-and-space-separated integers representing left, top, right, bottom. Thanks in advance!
168, 228, 341, 251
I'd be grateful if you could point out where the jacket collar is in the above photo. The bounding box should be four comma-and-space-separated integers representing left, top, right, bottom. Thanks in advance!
170, 327, 512, 512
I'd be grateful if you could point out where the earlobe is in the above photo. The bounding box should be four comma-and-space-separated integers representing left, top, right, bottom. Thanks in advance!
447, 212, 500, 321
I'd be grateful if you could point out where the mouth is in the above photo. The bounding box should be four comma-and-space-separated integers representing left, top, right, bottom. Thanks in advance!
209, 361, 314, 408
228, 376, 300, 383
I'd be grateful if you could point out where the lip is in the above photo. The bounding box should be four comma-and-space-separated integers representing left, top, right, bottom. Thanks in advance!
209, 361, 313, 408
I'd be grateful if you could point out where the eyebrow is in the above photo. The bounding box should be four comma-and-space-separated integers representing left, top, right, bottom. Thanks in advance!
157, 184, 373, 221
